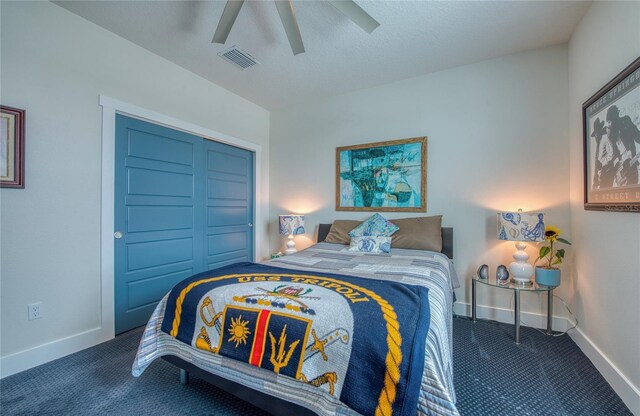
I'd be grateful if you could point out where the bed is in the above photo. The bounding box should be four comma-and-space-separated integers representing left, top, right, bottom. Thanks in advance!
132, 224, 459, 416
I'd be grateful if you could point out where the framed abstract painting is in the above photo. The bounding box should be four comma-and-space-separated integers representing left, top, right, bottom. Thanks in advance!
0, 105, 25, 189
583, 57, 640, 212
336, 136, 427, 212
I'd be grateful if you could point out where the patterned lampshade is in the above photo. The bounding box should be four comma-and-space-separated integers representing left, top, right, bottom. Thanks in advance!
497, 211, 545, 242
279, 215, 305, 236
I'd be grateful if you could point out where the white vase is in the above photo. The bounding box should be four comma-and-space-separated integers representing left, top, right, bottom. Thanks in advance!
509, 241, 533, 284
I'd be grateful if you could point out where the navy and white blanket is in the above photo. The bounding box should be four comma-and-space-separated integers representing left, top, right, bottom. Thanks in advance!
159, 262, 429, 416
133, 243, 460, 416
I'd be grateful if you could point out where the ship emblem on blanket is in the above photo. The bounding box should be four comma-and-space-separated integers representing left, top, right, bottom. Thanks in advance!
194, 282, 355, 396
205, 305, 312, 378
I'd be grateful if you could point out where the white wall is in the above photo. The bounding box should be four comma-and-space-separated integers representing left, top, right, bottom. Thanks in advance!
3, 2, 636, 410
0, 1, 269, 372
568, 1, 640, 411
270, 46, 572, 324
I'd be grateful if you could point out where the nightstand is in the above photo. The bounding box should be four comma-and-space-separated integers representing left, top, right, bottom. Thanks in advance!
472, 275, 555, 344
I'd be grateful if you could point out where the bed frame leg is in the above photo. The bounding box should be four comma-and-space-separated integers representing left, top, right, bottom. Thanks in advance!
180, 368, 189, 385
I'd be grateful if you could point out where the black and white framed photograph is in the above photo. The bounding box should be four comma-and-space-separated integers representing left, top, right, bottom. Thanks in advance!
583, 57, 640, 212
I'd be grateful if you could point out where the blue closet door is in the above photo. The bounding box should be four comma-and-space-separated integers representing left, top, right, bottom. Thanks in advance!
114, 115, 205, 334
204, 139, 254, 269
114, 116, 255, 334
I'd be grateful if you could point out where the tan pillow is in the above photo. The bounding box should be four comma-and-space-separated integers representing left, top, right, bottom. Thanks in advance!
391, 216, 443, 252
324, 220, 361, 245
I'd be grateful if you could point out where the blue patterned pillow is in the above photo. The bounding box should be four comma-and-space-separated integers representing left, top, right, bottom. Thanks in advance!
348, 213, 399, 237
348, 236, 392, 254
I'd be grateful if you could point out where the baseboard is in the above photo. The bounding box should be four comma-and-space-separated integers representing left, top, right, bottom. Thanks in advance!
569, 327, 640, 415
455, 302, 639, 415
453, 301, 573, 332
0, 327, 113, 378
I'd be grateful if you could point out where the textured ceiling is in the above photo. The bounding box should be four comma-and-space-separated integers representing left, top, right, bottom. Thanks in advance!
54, 1, 590, 110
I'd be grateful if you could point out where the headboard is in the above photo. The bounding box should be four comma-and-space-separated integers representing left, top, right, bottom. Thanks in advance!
317, 223, 454, 260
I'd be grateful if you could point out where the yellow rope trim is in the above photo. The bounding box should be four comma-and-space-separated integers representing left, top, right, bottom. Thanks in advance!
169, 273, 402, 416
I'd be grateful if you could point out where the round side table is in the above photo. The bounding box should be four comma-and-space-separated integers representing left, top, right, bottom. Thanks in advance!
472, 275, 555, 344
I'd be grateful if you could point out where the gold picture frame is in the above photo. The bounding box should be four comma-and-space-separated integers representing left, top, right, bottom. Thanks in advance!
336, 136, 427, 212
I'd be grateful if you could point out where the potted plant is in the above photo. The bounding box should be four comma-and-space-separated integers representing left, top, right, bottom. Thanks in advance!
535, 225, 571, 287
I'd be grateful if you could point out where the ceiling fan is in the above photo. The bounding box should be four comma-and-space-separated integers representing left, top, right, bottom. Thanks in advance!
212, 0, 380, 55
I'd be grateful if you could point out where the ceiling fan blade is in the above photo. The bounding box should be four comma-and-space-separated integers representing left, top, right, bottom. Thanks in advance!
274, 0, 305, 55
328, 0, 379, 34
212, 0, 245, 44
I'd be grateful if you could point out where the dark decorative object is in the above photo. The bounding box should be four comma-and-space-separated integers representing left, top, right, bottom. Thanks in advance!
583, 56, 640, 212
0, 105, 25, 188
496, 265, 509, 283
476, 264, 488, 280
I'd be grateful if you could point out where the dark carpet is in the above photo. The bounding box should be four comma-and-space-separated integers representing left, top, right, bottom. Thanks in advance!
0, 318, 632, 415
452, 317, 631, 415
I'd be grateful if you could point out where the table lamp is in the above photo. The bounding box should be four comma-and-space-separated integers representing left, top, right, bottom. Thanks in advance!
497, 210, 545, 285
279, 214, 305, 255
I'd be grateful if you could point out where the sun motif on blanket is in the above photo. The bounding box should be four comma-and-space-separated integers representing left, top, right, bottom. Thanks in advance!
227, 316, 251, 347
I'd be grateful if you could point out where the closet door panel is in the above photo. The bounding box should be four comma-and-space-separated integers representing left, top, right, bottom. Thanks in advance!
204, 140, 254, 270
114, 115, 204, 334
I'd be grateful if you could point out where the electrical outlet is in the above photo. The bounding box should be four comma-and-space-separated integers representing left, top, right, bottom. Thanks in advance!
28, 302, 43, 321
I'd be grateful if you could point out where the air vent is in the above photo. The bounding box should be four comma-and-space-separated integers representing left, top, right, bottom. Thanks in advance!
217, 46, 260, 70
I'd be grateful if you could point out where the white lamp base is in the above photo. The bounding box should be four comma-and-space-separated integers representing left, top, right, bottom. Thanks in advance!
509, 241, 533, 284
284, 235, 297, 255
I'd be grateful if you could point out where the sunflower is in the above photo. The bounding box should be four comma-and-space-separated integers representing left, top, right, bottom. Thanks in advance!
537, 224, 571, 269
544, 225, 562, 242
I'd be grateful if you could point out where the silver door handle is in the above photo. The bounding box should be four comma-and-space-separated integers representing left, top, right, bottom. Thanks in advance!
114, 231, 123, 239
248, 223, 253, 227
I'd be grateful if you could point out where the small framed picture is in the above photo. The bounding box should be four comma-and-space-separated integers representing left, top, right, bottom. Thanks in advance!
582, 57, 640, 212
336, 137, 427, 212
0, 106, 25, 188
